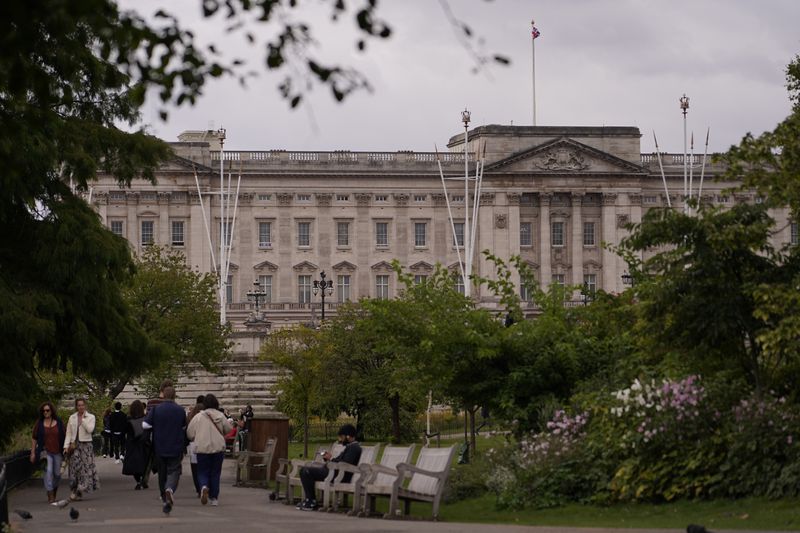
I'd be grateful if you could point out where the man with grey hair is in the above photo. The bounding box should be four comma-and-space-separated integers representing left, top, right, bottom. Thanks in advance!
143, 386, 187, 514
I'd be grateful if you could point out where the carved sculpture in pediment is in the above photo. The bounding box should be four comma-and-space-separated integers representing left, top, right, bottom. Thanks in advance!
534, 147, 590, 171
276, 193, 293, 206
495, 214, 507, 229
616, 214, 630, 228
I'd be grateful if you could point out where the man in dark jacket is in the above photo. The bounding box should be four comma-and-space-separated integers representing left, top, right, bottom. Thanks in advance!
109, 402, 128, 462
143, 386, 187, 514
297, 424, 361, 511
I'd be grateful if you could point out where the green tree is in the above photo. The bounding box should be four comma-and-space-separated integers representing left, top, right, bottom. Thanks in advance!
716, 54, 800, 392
0, 0, 506, 447
118, 245, 232, 398
619, 204, 784, 394
260, 326, 330, 458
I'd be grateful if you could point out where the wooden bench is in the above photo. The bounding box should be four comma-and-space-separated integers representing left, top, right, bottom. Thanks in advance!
316, 444, 379, 512
235, 436, 276, 487
387, 445, 456, 520
355, 444, 416, 517
275, 442, 344, 504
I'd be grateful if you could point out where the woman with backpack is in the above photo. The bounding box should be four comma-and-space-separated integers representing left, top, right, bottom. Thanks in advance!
122, 400, 150, 490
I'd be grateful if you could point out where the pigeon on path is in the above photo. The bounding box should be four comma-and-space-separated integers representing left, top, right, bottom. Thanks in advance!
14, 509, 33, 520
69, 507, 80, 521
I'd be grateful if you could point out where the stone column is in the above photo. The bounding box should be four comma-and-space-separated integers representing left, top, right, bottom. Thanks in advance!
189, 192, 211, 273
126, 192, 138, 245
539, 193, 552, 287
571, 192, 583, 294
158, 192, 170, 245
601, 193, 618, 292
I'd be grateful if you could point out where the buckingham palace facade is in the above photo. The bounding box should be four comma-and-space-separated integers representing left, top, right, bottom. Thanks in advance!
91, 124, 797, 338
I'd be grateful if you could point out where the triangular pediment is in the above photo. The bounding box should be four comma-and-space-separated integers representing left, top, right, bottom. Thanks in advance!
484, 137, 645, 175
371, 261, 393, 271
292, 261, 318, 272
160, 155, 213, 173
409, 261, 433, 272
332, 261, 357, 272
254, 260, 279, 272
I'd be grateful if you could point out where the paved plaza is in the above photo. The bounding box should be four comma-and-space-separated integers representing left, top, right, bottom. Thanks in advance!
4, 456, 772, 533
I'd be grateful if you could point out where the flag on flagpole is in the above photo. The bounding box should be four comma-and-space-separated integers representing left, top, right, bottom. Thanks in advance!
531, 22, 541, 40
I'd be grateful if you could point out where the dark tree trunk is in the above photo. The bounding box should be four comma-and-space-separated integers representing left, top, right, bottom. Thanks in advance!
303, 408, 309, 458
107, 376, 131, 400
389, 393, 401, 443
468, 406, 478, 454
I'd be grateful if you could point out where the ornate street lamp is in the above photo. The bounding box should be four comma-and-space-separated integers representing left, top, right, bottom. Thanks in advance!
312, 270, 334, 322
246, 279, 268, 320
621, 272, 634, 287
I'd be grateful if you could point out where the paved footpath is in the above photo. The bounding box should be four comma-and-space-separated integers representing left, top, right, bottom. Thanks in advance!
5, 456, 772, 533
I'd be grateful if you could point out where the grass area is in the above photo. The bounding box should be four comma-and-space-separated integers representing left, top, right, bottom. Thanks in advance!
441, 494, 800, 530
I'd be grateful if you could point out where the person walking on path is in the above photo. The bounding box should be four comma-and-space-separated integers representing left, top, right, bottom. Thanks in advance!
109, 401, 128, 463
297, 424, 362, 511
186, 393, 232, 507
100, 407, 112, 458
122, 400, 150, 490
63, 397, 99, 501
30, 401, 66, 503
143, 385, 186, 514
186, 395, 206, 498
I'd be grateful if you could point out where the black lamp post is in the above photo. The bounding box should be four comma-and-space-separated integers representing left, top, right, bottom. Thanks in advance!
621, 272, 634, 287
246, 279, 268, 317
312, 270, 334, 321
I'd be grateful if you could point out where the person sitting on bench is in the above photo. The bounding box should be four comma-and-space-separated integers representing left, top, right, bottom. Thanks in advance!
296, 424, 361, 511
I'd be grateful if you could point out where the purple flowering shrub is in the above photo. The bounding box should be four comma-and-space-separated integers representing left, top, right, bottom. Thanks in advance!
486, 375, 800, 507
713, 393, 800, 498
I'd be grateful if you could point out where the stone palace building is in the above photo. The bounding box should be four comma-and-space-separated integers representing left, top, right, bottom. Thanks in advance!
92, 124, 796, 409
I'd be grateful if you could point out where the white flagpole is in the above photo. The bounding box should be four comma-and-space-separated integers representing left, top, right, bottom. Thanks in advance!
531, 19, 537, 126
698, 128, 710, 204
652, 132, 672, 208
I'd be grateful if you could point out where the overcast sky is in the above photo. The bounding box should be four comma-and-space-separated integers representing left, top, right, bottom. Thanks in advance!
124, 0, 800, 155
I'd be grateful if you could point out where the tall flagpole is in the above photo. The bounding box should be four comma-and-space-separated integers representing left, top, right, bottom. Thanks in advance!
531, 20, 536, 126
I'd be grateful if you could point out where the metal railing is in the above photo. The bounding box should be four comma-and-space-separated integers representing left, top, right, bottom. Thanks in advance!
1, 450, 34, 527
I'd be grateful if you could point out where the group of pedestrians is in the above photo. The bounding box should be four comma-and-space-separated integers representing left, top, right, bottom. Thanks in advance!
29, 382, 246, 515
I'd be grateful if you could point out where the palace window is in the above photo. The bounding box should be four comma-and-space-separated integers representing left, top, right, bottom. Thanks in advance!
258, 275, 273, 303
110, 220, 124, 237
297, 194, 311, 202
583, 274, 597, 295
336, 194, 349, 201
258, 222, 272, 248
414, 222, 427, 247
375, 275, 389, 300
375, 222, 389, 247
453, 222, 465, 247
414, 275, 427, 285
520, 222, 532, 247
551, 221, 565, 247
583, 222, 596, 246
297, 221, 311, 247
141, 220, 154, 245
375, 194, 388, 202
337, 275, 351, 303
257, 193, 271, 201
298, 275, 311, 303
413, 194, 426, 202
552, 274, 565, 286
171, 220, 185, 246
454, 274, 465, 295
337, 222, 350, 247
792, 221, 799, 246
